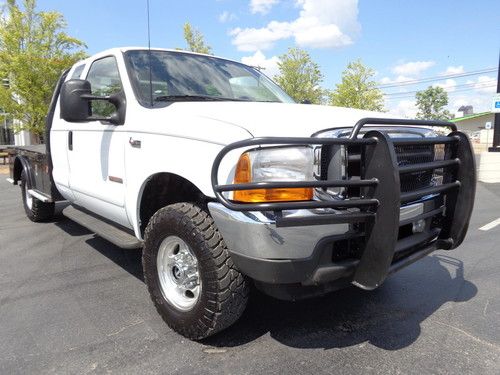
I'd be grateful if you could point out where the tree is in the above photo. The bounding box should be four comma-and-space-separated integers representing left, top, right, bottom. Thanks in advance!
329, 60, 385, 111
0, 0, 86, 138
415, 86, 452, 120
274, 47, 324, 104
183, 22, 212, 55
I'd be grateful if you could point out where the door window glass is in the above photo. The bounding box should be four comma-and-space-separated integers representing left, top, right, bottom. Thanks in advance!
86, 56, 123, 117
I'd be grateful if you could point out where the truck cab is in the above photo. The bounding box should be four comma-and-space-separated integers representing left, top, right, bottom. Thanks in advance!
9, 48, 476, 340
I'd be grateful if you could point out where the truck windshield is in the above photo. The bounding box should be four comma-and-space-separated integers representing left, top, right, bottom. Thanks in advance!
123, 50, 295, 107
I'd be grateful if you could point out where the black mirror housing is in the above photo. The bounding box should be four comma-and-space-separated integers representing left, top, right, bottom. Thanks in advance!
60, 79, 126, 125
60, 79, 92, 122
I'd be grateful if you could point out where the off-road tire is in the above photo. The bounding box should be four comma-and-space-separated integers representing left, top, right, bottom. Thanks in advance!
20, 171, 55, 222
142, 202, 249, 340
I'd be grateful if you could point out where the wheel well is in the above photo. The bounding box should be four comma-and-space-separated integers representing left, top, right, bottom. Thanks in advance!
139, 173, 209, 235
13, 158, 26, 184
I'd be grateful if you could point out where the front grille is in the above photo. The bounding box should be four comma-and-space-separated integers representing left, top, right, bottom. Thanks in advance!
324, 136, 448, 199
395, 144, 442, 192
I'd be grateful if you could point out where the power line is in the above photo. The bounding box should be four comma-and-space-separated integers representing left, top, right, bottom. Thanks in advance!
383, 79, 497, 97
384, 84, 496, 101
377, 67, 498, 88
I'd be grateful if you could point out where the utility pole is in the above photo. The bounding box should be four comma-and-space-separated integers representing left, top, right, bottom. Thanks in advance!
489, 51, 500, 151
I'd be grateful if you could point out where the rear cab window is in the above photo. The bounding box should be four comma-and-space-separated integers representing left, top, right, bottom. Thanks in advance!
70, 64, 85, 79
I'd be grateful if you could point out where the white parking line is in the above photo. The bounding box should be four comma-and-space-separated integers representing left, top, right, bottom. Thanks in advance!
479, 218, 500, 231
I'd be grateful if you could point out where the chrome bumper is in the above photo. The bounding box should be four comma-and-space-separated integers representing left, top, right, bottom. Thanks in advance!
208, 201, 426, 261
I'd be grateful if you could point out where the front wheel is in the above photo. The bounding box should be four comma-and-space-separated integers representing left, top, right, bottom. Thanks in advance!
20, 171, 54, 222
142, 203, 249, 340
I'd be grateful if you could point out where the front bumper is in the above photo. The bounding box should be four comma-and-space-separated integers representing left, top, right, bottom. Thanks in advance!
209, 198, 442, 286
210, 118, 476, 291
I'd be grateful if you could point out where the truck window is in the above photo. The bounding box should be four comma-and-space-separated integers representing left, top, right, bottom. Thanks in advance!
123, 50, 295, 107
70, 64, 85, 79
86, 56, 123, 117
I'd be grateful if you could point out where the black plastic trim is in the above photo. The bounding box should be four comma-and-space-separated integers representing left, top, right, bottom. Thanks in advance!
349, 117, 457, 139
398, 158, 460, 174
400, 181, 460, 204
399, 206, 444, 227
216, 178, 378, 192
276, 211, 374, 228
392, 136, 459, 146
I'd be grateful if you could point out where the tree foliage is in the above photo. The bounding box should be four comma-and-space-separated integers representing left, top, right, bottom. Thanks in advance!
415, 86, 452, 120
0, 0, 86, 137
183, 22, 212, 55
274, 47, 324, 104
329, 60, 385, 111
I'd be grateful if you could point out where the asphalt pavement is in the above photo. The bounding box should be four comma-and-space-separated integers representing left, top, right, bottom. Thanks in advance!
0, 177, 499, 374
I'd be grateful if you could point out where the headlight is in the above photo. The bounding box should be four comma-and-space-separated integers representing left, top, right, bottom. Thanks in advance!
233, 146, 314, 202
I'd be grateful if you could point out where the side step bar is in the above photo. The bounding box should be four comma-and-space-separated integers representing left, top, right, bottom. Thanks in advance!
62, 205, 143, 249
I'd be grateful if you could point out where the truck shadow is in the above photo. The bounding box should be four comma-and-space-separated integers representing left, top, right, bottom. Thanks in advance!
54, 219, 144, 282
204, 255, 477, 351
52, 218, 478, 351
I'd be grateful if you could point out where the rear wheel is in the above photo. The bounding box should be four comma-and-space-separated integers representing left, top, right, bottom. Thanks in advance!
142, 203, 249, 340
20, 171, 55, 222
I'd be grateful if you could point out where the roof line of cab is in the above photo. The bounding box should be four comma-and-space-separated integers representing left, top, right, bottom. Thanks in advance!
74, 47, 247, 70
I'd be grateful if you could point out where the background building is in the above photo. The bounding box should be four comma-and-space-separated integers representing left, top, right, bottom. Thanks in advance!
451, 111, 494, 134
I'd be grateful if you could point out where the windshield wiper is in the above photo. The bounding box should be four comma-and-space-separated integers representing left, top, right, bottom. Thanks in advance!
154, 95, 247, 102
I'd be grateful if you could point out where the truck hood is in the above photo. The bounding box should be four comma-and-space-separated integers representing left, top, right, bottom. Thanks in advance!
168, 101, 393, 138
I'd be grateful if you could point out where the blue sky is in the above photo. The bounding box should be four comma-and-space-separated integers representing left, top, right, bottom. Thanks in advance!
37, 0, 499, 116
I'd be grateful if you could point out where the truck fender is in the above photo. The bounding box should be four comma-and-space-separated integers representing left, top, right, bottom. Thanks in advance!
13, 156, 36, 188
131, 172, 207, 239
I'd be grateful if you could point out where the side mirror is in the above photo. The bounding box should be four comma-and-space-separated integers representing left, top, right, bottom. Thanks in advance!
60, 79, 126, 125
301, 100, 312, 104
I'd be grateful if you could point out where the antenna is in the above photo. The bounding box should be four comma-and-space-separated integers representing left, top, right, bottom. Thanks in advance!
147, 0, 153, 107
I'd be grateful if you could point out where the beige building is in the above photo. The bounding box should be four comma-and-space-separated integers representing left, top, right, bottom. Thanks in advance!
451, 112, 495, 153
451, 111, 495, 135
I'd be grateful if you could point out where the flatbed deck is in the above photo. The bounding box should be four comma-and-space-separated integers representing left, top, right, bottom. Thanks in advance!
10, 144, 47, 155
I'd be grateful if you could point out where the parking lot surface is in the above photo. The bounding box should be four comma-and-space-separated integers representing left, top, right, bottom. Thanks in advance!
0, 178, 499, 374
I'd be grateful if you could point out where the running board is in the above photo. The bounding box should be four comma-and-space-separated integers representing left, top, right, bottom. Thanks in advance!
62, 205, 143, 249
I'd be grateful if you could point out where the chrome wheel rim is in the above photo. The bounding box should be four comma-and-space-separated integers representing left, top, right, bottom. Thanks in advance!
25, 185, 33, 210
157, 236, 201, 311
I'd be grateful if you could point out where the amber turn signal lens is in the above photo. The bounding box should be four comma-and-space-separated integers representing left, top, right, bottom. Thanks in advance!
233, 152, 313, 203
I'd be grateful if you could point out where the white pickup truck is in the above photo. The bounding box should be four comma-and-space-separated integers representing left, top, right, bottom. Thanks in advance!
8, 47, 476, 340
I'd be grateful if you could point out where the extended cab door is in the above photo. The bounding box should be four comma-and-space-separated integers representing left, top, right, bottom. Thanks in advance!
66, 55, 130, 227
50, 64, 86, 201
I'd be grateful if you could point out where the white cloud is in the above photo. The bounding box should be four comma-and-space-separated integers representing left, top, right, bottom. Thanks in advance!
231, 0, 360, 51
230, 22, 291, 51
250, 0, 279, 15
387, 99, 417, 118
434, 79, 457, 92
380, 75, 414, 85
241, 50, 281, 78
292, 16, 352, 48
470, 75, 497, 94
219, 11, 237, 23
392, 61, 435, 77
442, 65, 464, 75
449, 92, 492, 114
